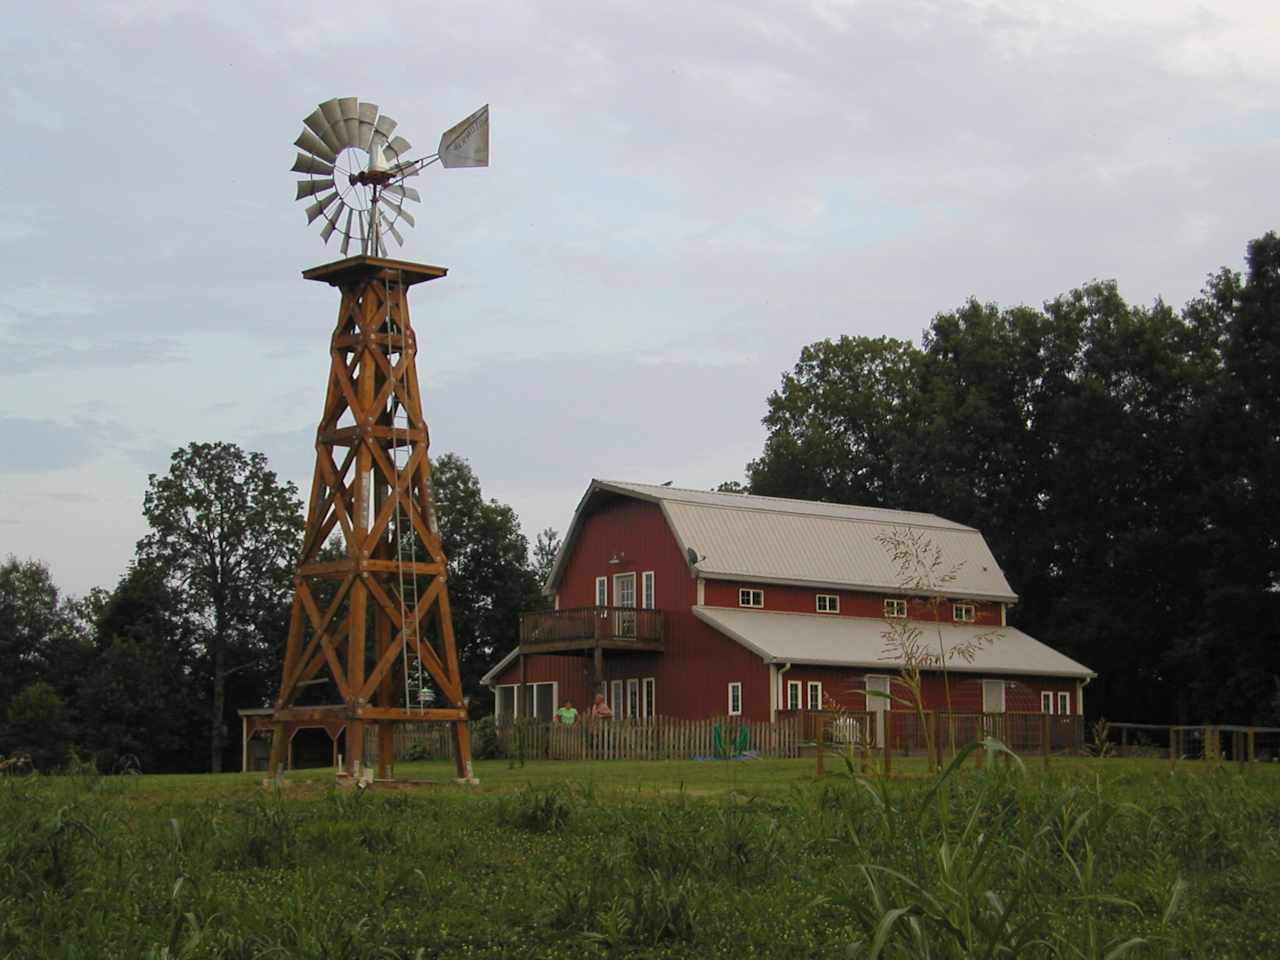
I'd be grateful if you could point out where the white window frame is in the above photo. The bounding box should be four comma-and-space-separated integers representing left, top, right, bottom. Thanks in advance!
884, 598, 907, 619
953, 603, 976, 623
786, 680, 801, 711
1041, 691, 1054, 714
806, 680, 823, 711
501, 681, 558, 720
496, 684, 518, 723
982, 679, 1006, 714
739, 588, 764, 608
1057, 691, 1070, 716
595, 576, 607, 607
626, 678, 639, 719
642, 677, 656, 719
728, 681, 743, 716
642, 571, 655, 609
610, 679, 623, 718
816, 593, 839, 614
614, 572, 636, 608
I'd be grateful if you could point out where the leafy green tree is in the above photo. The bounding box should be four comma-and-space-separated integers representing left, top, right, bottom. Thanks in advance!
76, 566, 204, 772
747, 336, 923, 505
0, 557, 92, 724
430, 454, 543, 712
4, 682, 74, 771
532, 527, 562, 590
136, 442, 303, 772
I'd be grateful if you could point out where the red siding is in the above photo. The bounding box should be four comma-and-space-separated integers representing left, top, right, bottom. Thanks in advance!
495, 496, 773, 719
703, 580, 1002, 626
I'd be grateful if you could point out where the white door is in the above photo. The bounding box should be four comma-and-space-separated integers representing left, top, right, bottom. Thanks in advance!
614, 573, 636, 637
866, 676, 890, 748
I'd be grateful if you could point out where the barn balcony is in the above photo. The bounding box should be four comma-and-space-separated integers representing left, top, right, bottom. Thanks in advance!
518, 606, 665, 655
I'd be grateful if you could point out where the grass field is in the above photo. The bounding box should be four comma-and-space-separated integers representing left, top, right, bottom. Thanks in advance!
2, 752, 1278, 958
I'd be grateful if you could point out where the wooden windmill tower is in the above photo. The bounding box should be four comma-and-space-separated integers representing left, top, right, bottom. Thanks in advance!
268, 98, 490, 783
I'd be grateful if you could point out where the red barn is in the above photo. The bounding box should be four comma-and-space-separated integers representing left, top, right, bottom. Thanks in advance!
482, 481, 1093, 727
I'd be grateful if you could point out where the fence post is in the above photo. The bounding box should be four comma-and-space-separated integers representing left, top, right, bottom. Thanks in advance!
883, 713, 892, 777
1041, 713, 1051, 770
815, 717, 826, 777
1248, 728, 1257, 764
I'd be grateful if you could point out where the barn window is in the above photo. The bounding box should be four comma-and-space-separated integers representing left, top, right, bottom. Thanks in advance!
806, 681, 823, 710
497, 685, 517, 723
816, 594, 839, 613
728, 682, 743, 716
504, 681, 556, 720
1041, 691, 1053, 714
982, 680, 1006, 714
595, 576, 607, 607
786, 680, 801, 710
1058, 691, 1071, 715
611, 679, 623, 718
884, 598, 907, 619
626, 678, 639, 719
643, 677, 656, 718
953, 603, 976, 623
642, 571, 655, 609
739, 588, 764, 608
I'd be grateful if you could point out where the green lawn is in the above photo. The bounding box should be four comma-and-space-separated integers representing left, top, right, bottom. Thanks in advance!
2, 756, 1278, 958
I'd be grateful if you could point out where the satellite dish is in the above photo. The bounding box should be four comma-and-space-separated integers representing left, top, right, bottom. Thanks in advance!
292, 98, 489, 257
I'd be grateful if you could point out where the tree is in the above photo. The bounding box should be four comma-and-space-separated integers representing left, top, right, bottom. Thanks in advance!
4, 682, 74, 771
429, 454, 543, 711
747, 336, 923, 505
76, 566, 204, 773
532, 527, 562, 590
136, 442, 303, 772
0, 557, 85, 712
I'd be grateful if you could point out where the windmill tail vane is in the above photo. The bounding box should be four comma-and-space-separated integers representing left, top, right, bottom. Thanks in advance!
291, 98, 490, 257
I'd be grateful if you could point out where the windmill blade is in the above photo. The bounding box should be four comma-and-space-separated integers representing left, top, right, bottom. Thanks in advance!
385, 221, 405, 248
340, 208, 354, 255
319, 99, 351, 148
305, 107, 345, 156
438, 104, 489, 168
338, 97, 361, 149
356, 210, 368, 254
357, 102, 379, 151
374, 114, 398, 143
290, 152, 334, 176
295, 128, 337, 164
387, 135, 412, 160
320, 206, 340, 243
386, 202, 415, 228
384, 184, 421, 204
304, 191, 339, 224
295, 178, 334, 200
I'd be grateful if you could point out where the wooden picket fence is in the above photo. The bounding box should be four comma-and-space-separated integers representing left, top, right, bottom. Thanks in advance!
372, 714, 803, 763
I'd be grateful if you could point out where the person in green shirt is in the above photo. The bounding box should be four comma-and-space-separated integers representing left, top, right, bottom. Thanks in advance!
555, 701, 578, 725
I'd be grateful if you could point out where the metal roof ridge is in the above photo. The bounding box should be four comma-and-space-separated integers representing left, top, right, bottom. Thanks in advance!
594, 478, 973, 531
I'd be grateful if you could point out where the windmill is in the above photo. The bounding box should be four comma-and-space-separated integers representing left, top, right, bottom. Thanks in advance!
267, 98, 489, 784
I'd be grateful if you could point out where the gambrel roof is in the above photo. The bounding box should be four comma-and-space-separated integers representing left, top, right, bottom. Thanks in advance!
546, 480, 1019, 604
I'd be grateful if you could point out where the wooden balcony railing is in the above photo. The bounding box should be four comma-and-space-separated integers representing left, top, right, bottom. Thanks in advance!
519, 606, 665, 653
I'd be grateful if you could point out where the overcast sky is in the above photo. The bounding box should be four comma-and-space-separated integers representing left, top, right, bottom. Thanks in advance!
2, 0, 1277, 597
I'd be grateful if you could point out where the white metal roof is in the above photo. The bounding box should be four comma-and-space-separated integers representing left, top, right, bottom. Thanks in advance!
693, 606, 1094, 679
547, 480, 1019, 603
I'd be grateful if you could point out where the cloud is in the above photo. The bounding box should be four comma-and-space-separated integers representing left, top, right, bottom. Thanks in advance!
0, 417, 120, 473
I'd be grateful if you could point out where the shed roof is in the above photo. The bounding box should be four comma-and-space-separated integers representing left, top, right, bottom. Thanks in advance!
693, 606, 1095, 679
546, 480, 1019, 603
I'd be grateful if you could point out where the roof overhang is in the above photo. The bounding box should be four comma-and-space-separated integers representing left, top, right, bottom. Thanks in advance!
480, 647, 519, 687
693, 606, 1095, 680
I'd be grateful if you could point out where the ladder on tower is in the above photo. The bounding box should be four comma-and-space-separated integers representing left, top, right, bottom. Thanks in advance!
384, 277, 428, 713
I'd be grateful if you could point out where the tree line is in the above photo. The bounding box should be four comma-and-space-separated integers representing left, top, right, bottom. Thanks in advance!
4, 234, 1278, 773
743, 233, 1280, 726
0, 444, 556, 773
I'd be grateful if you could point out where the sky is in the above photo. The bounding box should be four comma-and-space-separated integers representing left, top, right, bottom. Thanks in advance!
2, 0, 1278, 597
